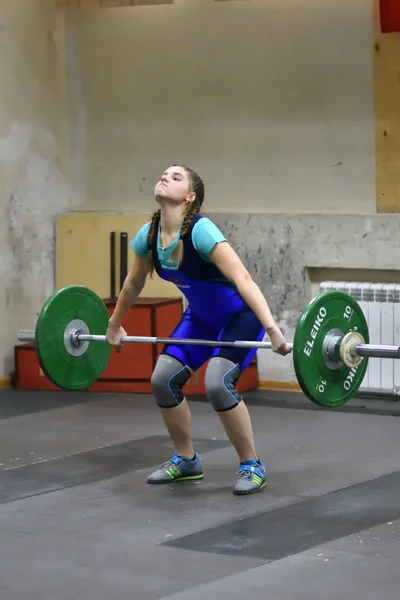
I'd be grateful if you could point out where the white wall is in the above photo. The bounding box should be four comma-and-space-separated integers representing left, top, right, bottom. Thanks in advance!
67, 0, 375, 214
0, 0, 380, 384
0, 2, 69, 379
61, 0, 379, 385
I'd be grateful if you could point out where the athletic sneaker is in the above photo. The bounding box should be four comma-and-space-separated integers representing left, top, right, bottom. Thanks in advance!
147, 451, 204, 484
233, 458, 267, 495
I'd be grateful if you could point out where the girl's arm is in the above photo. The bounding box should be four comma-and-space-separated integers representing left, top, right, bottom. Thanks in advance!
108, 253, 149, 329
209, 242, 291, 355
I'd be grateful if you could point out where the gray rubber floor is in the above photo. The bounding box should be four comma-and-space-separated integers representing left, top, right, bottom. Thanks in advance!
0, 388, 399, 600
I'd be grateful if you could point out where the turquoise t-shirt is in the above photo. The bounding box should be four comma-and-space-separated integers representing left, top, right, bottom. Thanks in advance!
130, 217, 226, 270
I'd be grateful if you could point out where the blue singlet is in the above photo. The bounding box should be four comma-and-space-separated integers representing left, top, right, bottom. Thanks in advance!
130, 214, 264, 373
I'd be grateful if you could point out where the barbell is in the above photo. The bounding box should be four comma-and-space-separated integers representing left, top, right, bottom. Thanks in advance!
17, 285, 400, 407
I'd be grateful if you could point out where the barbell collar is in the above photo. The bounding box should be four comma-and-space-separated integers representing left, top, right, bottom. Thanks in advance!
18, 331, 36, 343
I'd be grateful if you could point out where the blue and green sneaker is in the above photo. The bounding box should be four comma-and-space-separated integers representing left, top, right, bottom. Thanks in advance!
233, 458, 267, 495
147, 451, 204, 484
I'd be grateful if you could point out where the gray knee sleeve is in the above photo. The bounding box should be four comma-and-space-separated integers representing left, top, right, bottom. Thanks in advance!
205, 357, 242, 412
151, 354, 191, 408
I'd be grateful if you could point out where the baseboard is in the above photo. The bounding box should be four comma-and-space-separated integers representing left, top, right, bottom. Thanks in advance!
0, 377, 11, 389
258, 380, 301, 392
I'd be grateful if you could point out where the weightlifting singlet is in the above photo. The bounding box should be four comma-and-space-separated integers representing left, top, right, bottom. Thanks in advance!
130, 214, 265, 372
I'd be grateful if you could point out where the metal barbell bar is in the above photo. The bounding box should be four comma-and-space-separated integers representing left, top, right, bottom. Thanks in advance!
350, 344, 400, 360
18, 329, 290, 349
17, 328, 400, 360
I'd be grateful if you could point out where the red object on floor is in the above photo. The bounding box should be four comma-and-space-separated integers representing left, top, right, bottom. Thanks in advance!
14, 344, 60, 391
14, 297, 259, 394
380, 0, 400, 33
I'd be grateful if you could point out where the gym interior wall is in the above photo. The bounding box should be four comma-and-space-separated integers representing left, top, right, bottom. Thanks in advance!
1, 0, 400, 388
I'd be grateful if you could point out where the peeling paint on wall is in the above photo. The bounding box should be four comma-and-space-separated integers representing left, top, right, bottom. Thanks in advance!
66, 14, 87, 207
0, 122, 69, 370
209, 212, 400, 382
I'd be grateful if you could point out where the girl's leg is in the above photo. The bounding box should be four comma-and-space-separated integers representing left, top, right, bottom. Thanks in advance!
204, 308, 266, 494
147, 308, 215, 484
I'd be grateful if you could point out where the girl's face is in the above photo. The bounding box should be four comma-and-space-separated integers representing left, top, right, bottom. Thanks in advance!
154, 166, 194, 205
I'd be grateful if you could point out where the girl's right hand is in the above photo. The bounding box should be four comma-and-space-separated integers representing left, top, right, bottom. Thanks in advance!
106, 322, 127, 346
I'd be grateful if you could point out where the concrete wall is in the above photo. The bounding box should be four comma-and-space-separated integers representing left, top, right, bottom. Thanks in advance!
63, 0, 383, 383
0, 2, 69, 379
67, 0, 375, 214
209, 212, 400, 382
3, 0, 397, 387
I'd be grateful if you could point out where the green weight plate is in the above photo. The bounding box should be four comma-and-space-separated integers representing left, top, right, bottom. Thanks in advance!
35, 286, 111, 390
293, 291, 369, 408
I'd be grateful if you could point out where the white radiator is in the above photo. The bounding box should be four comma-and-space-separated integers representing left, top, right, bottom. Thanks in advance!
319, 281, 400, 395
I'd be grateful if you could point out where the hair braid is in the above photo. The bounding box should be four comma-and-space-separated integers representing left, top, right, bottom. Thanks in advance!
170, 165, 205, 267
170, 202, 195, 267
147, 208, 161, 276
147, 166, 205, 276
180, 202, 197, 237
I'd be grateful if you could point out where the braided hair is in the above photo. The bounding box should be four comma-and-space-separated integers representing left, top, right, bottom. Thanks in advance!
147, 165, 205, 276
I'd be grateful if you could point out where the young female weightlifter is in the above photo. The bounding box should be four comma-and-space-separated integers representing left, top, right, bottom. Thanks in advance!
106, 165, 291, 495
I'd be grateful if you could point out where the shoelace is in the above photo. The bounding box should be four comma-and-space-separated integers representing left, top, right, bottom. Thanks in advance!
160, 459, 178, 469
236, 468, 254, 479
